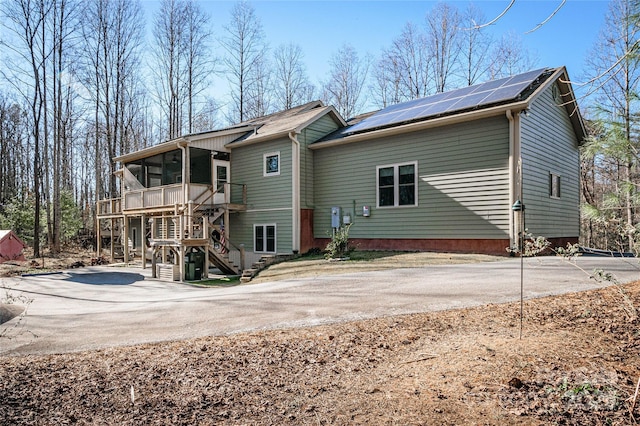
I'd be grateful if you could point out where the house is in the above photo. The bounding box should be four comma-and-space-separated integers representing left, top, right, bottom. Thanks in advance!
96, 66, 584, 281
0, 230, 27, 263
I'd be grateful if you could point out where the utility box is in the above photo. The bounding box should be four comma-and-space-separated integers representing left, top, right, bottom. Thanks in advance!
331, 207, 341, 228
157, 263, 179, 281
186, 251, 204, 280
362, 205, 370, 217
185, 262, 196, 281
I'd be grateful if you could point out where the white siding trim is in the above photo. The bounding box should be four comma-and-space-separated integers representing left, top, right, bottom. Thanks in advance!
246, 207, 293, 213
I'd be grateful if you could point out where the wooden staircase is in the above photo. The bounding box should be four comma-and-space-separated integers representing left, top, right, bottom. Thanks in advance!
207, 246, 241, 275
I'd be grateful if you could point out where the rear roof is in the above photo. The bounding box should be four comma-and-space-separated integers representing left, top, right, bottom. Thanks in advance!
322, 68, 556, 141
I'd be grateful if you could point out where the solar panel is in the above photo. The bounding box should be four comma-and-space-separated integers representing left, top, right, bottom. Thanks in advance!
482, 83, 530, 104
505, 68, 546, 85
346, 68, 549, 134
444, 91, 494, 112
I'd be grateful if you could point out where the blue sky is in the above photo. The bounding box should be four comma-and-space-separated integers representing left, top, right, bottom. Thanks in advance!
142, 0, 611, 108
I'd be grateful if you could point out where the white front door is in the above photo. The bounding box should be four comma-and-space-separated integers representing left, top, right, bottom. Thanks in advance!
213, 160, 230, 204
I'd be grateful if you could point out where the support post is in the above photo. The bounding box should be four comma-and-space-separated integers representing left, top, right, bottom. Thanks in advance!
151, 247, 157, 278
179, 245, 185, 282
123, 216, 129, 265
110, 218, 115, 261
203, 217, 209, 279
96, 216, 101, 258
141, 214, 146, 269
187, 200, 194, 238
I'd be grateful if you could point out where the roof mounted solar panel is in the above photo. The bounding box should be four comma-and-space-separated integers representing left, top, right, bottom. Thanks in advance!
444, 91, 495, 112
504, 68, 547, 85
345, 67, 549, 134
482, 83, 530, 104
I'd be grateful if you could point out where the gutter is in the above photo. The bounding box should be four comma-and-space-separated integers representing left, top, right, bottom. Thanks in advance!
506, 109, 523, 249
289, 131, 301, 253
309, 100, 531, 150
113, 127, 254, 163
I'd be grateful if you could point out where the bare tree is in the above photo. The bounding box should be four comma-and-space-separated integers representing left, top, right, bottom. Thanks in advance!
488, 31, 539, 79
80, 0, 144, 198
581, 0, 640, 252
1, 0, 54, 257
0, 95, 29, 205
48, 0, 80, 253
372, 22, 431, 108
425, 2, 462, 93
244, 54, 272, 118
370, 53, 403, 109
322, 44, 370, 120
152, 0, 186, 139
183, 0, 213, 134
220, 0, 267, 123
191, 97, 219, 133
152, 0, 212, 138
459, 3, 493, 86
273, 43, 314, 110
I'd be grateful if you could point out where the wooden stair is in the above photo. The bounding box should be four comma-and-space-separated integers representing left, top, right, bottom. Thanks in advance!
208, 247, 241, 275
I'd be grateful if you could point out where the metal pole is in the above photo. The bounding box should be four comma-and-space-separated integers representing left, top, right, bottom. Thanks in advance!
512, 200, 525, 340
520, 227, 524, 340
519, 204, 526, 340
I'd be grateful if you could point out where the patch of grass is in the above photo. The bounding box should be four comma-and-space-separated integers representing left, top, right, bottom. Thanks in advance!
346, 251, 412, 261
295, 250, 414, 263
190, 276, 241, 287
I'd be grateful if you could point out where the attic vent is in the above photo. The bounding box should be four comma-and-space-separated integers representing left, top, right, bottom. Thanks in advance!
552, 83, 562, 104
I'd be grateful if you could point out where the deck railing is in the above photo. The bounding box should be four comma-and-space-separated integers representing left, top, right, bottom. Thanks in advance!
97, 182, 247, 217
97, 198, 122, 216
123, 183, 184, 210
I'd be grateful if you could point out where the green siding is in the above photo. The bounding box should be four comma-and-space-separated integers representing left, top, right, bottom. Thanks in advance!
305, 114, 340, 142
300, 115, 340, 209
230, 138, 294, 253
521, 83, 580, 238
231, 138, 292, 210
228, 113, 340, 254
230, 210, 292, 253
313, 116, 511, 240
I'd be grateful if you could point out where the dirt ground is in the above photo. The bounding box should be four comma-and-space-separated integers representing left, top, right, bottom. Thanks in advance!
1, 250, 639, 425
0, 246, 98, 278
250, 251, 502, 283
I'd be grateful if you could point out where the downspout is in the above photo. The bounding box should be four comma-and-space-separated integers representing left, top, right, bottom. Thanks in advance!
289, 131, 301, 253
506, 109, 522, 250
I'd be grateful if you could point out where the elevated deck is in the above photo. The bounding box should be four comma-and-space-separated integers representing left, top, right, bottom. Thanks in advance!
97, 182, 247, 218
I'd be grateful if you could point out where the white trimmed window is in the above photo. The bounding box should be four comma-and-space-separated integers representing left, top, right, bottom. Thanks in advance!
264, 152, 280, 176
254, 224, 276, 253
377, 162, 418, 207
549, 173, 561, 198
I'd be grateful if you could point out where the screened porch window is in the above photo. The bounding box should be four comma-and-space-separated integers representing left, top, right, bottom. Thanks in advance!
377, 162, 417, 207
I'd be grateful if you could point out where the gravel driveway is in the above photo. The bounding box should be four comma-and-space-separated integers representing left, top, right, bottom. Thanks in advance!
1, 255, 638, 356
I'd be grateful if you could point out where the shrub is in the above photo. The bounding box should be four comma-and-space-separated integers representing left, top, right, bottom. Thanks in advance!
324, 224, 353, 260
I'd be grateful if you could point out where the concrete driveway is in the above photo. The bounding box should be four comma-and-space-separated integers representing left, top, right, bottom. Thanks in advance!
1, 255, 638, 356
